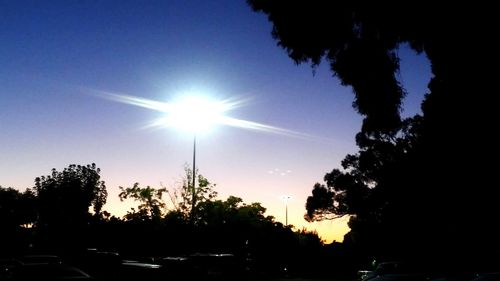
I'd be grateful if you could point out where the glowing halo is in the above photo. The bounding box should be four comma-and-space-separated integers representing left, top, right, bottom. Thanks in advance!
97, 90, 315, 139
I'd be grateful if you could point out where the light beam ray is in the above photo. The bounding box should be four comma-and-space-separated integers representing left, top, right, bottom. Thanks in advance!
218, 116, 315, 139
95, 91, 320, 140
96, 91, 173, 112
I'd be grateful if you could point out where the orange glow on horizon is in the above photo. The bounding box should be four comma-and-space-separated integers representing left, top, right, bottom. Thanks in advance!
103, 187, 350, 244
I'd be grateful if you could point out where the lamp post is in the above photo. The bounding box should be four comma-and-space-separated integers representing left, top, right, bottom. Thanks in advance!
191, 134, 196, 220
104, 93, 295, 221
160, 96, 231, 221
281, 195, 292, 226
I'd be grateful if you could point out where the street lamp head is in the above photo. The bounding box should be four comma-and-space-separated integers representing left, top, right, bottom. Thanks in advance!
100, 91, 308, 138
163, 96, 231, 133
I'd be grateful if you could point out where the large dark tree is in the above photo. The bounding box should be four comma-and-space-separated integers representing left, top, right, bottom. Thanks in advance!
0, 186, 37, 254
0, 186, 37, 229
34, 163, 107, 226
33, 163, 107, 250
248, 1, 496, 265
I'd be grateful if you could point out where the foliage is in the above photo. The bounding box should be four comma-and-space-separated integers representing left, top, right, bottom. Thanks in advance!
248, 0, 495, 261
305, 117, 422, 222
117, 166, 217, 223
195, 195, 268, 226
0, 186, 37, 254
118, 183, 166, 221
33, 163, 107, 229
0, 186, 37, 228
166, 165, 218, 218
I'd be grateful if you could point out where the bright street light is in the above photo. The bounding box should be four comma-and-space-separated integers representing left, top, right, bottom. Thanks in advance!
99, 91, 311, 221
100, 91, 308, 136
163, 96, 231, 220
162, 96, 231, 133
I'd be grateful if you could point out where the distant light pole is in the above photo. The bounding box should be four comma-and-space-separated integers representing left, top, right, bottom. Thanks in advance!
191, 134, 196, 220
281, 195, 292, 226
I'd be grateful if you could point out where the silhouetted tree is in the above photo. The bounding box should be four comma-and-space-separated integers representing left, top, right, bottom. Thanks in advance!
192, 195, 309, 275
33, 163, 107, 251
248, 1, 496, 265
165, 166, 218, 220
0, 186, 37, 228
119, 183, 166, 221
195, 195, 268, 226
0, 186, 37, 254
108, 168, 219, 256
305, 117, 421, 222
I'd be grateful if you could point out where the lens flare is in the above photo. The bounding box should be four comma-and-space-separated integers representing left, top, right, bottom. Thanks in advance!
96, 90, 315, 139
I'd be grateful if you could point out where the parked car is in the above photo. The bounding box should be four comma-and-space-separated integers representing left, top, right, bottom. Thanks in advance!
360, 261, 427, 281
158, 256, 188, 278
76, 249, 121, 281
116, 261, 163, 281
187, 253, 243, 280
358, 269, 375, 281
10, 264, 95, 280
472, 272, 500, 281
14, 255, 62, 266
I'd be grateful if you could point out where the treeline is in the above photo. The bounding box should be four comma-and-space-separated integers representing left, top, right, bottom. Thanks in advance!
0, 164, 351, 278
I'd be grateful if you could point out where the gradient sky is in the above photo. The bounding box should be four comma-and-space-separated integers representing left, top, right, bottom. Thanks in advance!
0, 0, 431, 243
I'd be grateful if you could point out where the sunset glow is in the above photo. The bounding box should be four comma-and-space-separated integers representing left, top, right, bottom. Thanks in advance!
1, 1, 430, 245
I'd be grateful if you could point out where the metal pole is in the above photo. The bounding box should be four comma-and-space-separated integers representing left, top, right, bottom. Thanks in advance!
282, 195, 291, 226
191, 134, 196, 221
285, 200, 288, 226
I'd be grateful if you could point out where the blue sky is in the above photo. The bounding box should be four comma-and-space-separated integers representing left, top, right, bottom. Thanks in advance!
0, 0, 431, 242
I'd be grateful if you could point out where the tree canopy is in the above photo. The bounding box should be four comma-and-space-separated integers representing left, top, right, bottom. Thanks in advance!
0, 186, 37, 253
167, 166, 218, 221
33, 163, 107, 230
248, 1, 496, 262
119, 183, 167, 221
0, 186, 37, 228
